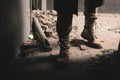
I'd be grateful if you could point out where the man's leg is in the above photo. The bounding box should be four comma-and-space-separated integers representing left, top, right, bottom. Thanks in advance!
56, 12, 73, 58
81, 0, 103, 49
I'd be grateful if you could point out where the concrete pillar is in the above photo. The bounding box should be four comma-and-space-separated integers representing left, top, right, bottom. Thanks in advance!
41, 0, 47, 11
0, 0, 30, 73
21, 0, 31, 42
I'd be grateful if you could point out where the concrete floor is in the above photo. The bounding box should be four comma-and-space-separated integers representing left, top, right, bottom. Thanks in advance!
11, 13, 120, 80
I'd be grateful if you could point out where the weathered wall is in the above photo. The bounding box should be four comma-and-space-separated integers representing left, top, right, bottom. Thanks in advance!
77, 0, 120, 13
45, 0, 120, 13
98, 0, 120, 13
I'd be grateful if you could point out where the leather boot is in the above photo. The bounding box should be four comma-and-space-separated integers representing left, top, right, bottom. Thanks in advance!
81, 17, 103, 49
58, 38, 70, 60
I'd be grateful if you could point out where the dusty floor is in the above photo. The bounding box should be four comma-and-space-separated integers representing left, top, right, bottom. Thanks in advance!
20, 13, 120, 60
12, 13, 120, 80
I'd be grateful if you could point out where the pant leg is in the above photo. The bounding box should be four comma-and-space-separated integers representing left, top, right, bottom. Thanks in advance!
56, 12, 73, 39
84, 0, 97, 19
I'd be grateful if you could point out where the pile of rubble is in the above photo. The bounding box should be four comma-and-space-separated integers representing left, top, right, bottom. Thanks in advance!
31, 9, 58, 38
20, 10, 58, 54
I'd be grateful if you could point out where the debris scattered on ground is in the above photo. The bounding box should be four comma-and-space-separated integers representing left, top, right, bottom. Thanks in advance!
21, 10, 57, 52
108, 26, 120, 33
31, 9, 58, 37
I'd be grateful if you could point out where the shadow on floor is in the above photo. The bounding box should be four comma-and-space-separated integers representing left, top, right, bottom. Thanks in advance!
6, 49, 120, 80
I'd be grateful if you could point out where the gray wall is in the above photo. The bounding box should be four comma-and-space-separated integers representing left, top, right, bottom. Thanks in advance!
98, 0, 120, 13
45, 0, 120, 14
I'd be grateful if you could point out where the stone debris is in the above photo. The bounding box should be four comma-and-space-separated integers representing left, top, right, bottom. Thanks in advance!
31, 9, 58, 38
108, 26, 120, 34
21, 10, 57, 53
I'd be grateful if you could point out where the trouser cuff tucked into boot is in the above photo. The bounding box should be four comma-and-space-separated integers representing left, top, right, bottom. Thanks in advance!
59, 38, 70, 58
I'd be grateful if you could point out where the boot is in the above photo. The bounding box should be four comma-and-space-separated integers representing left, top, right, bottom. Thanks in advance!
58, 38, 70, 61
81, 17, 103, 49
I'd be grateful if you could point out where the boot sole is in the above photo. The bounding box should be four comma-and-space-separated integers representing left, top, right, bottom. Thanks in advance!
81, 33, 103, 49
